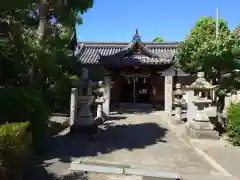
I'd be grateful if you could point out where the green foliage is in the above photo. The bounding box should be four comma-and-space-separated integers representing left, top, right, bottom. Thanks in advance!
152, 37, 164, 42
227, 103, 240, 146
178, 16, 233, 74
0, 87, 50, 153
0, 0, 93, 160
178, 16, 240, 98
0, 122, 31, 180
0, 0, 93, 26
0, 0, 93, 114
190, 16, 229, 39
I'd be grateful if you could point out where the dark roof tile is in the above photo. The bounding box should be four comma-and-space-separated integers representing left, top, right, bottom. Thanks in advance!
75, 42, 180, 65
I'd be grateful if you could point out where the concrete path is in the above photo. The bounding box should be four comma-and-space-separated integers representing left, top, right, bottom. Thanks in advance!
43, 111, 240, 180
160, 112, 240, 180
76, 113, 219, 174
190, 138, 240, 179
42, 112, 240, 179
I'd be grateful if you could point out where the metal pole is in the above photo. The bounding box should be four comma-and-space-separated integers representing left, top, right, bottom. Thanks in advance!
216, 8, 219, 38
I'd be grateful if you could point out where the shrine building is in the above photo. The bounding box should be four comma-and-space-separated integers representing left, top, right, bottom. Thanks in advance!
75, 29, 194, 114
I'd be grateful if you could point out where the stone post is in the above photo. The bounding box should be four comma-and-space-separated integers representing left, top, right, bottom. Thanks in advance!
173, 83, 185, 124
164, 76, 173, 115
103, 75, 111, 116
69, 88, 77, 126
185, 88, 196, 122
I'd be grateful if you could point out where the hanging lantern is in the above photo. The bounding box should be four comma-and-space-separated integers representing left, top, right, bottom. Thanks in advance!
143, 78, 146, 84
135, 76, 138, 82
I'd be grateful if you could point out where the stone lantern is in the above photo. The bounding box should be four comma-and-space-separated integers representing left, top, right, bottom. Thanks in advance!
173, 83, 185, 123
186, 72, 219, 139
70, 68, 95, 134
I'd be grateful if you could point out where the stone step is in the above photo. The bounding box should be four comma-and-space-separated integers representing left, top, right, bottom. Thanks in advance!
67, 170, 239, 180
182, 174, 238, 180
70, 160, 239, 180
70, 163, 182, 180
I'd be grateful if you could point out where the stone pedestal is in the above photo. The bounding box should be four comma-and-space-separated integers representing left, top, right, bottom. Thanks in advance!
186, 99, 219, 139
76, 96, 95, 124
70, 96, 96, 134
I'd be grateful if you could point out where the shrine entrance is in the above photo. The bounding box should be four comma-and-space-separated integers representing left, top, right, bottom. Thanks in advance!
120, 76, 133, 103
120, 73, 151, 104
135, 77, 150, 103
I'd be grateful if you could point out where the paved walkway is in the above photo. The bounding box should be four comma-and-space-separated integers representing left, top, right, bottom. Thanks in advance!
189, 137, 240, 179
43, 112, 238, 179
160, 112, 240, 180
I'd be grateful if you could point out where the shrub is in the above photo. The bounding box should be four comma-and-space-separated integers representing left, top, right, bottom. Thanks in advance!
227, 103, 240, 145
0, 122, 31, 180
0, 87, 50, 153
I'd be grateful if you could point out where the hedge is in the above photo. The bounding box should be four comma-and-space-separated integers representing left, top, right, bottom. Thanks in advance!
0, 87, 50, 153
227, 103, 240, 145
0, 122, 31, 180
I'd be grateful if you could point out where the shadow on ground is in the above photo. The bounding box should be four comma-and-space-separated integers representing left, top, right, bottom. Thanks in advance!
23, 161, 88, 180
110, 103, 164, 115
105, 115, 127, 121
43, 122, 168, 163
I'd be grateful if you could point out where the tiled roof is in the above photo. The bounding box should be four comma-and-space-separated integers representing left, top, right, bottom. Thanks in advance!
75, 29, 181, 66
76, 42, 180, 65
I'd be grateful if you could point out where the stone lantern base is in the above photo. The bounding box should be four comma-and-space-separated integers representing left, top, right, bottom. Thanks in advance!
186, 117, 219, 140
70, 96, 97, 135
70, 114, 97, 134
70, 119, 98, 135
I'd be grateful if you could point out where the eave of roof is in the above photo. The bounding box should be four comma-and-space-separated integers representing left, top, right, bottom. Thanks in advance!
75, 41, 180, 65
75, 29, 181, 65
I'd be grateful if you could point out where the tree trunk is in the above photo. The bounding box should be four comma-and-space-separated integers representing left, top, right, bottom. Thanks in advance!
29, 0, 49, 86
38, 0, 49, 41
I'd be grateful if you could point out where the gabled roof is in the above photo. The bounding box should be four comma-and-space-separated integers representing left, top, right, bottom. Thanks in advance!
75, 29, 181, 66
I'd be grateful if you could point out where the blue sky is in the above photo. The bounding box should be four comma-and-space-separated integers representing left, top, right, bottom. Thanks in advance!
76, 0, 240, 42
